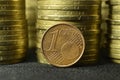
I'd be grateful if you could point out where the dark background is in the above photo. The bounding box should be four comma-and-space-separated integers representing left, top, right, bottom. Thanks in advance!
0, 48, 120, 80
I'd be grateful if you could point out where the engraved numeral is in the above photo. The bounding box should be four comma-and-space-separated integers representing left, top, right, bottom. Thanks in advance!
47, 30, 59, 51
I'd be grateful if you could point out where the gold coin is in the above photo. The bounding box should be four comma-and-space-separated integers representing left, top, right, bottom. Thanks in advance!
107, 20, 120, 25
110, 35, 120, 39
82, 53, 98, 58
0, 20, 27, 25
81, 55, 98, 60
38, 10, 100, 15
81, 54, 98, 60
108, 29, 120, 34
41, 24, 85, 67
38, 15, 100, 21
38, 0, 101, 5
0, 49, 26, 56
38, 5, 100, 10
110, 39, 120, 44
112, 59, 120, 64
0, 0, 25, 5
0, 5, 25, 10
0, 45, 27, 51
0, 30, 27, 34
109, 53, 120, 59
109, 0, 120, 5
80, 29, 100, 35
78, 58, 98, 64
37, 24, 100, 30
0, 25, 27, 30
0, 39, 27, 46
0, 54, 25, 61
85, 44, 99, 50
84, 48, 99, 52
110, 49, 120, 54
37, 20, 100, 25
110, 5, 120, 11
36, 25, 100, 32
0, 15, 25, 20
110, 25, 120, 30
0, 10, 25, 15
0, 30, 27, 35
110, 44, 120, 48
36, 20, 100, 29
0, 35, 27, 40
109, 15, 120, 20
110, 11, 120, 15
36, 24, 100, 30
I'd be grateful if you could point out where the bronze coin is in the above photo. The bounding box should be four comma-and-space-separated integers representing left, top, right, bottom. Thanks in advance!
41, 24, 85, 67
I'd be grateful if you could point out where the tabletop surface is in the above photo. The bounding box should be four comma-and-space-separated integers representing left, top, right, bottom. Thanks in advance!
0, 49, 120, 80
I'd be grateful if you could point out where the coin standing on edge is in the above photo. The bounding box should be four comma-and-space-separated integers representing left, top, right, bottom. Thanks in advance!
41, 24, 85, 67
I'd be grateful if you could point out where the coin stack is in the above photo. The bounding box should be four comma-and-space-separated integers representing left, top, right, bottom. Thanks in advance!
106, 0, 120, 63
0, 0, 27, 64
26, 0, 37, 48
36, 0, 101, 65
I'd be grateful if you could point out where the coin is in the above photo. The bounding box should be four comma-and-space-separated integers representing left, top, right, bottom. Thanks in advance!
0, 49, 26, 56
0, 25, 27, 30
109, 0, 120, 5
38, 0, 101, 5
0, 5, 25, 10
38, 15, 100, 21
110, 44, 120, 48
38, 10, 100, 15
110, 49, 120, 54
78, 58, 98, 64
107, 19, 120, 25
110, 40, 120, 44
0, 45, 27, 51
0, 20, 26, 25
0, 0, 25, 5
0, 35, 27, 40
85, 44, 99, 50
0, 30, 27, 35
0, 39, 27, 46
0, 15, 25, 20
110, 25, 120, 30
36, 20, 100, 29
109, 53, 120, 59
37, 20, 100, 25
112, 59, 120, 64
109, 15, 120, 20
38, 5, 100, 10
41, 24, 85, 67
110, 5, 120, 11
108, 29, 120, 34
0, 54, 25, 61
37, 24, 100, 30
0, 10, 25, 15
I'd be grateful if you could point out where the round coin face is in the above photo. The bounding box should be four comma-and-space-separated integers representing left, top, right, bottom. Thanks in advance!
41, 24, 85, 67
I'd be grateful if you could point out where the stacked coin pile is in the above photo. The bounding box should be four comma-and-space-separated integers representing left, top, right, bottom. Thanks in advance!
26, 0, 37, 48
101, 0, 109, 48
0, 0, 27, 64
107, 0, 120, 63
36, 0, 101, 66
